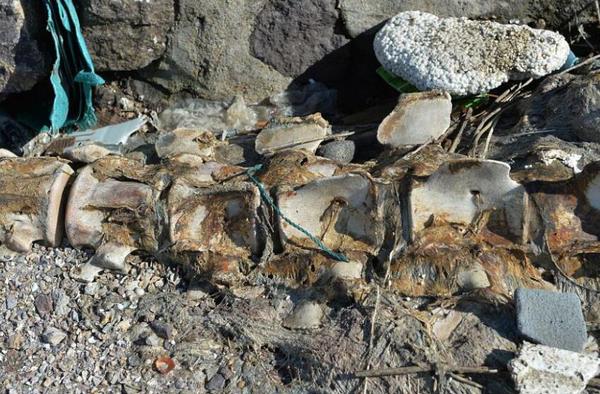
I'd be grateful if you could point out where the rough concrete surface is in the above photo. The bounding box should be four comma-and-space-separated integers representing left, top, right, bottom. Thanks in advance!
515, 288, 588, 352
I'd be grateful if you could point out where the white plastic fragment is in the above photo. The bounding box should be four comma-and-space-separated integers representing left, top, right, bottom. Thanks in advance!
509, 342, 600, 394
374, 11, 570, 95
69, 116, 149, 150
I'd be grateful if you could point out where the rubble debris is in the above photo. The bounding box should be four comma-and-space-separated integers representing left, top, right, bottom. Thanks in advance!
374, 11, 569, 95
509, 342, 600, 394
515, 288, 588, 352
282, 300, 323, 330
377, 91, 451, 147
0, 158, 73, 252
255, 113, 332, 155
318, 140, 356, 164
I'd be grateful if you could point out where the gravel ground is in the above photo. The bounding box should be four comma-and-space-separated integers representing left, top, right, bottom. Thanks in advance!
0, 245, 552, 394
0, 245, 235, 393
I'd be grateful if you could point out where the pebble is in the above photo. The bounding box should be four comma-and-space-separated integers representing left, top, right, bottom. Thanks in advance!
145, 333, 163, 347
318, 140, 355, 163
457, 266, 490, 291
206, 373, 226, 391
282, 300, 323, 330
515, 288, 587, 352
34, 294, 54, 317
84, 282, 99, 296
42, 327, 67, 345
5, 294, 17, 309
150, 321, 173, 340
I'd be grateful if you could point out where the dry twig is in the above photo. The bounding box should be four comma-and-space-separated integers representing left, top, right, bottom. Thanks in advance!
355, 364, 500, 378
362, 285, 382, 394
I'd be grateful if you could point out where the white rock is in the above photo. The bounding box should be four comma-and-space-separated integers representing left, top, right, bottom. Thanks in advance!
377, 91, 451, 147
374, 11, 569, 95
509, 342, 600, 394
282, 301, 323, 330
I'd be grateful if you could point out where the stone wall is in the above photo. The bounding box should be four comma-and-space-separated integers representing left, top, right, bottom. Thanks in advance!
0, 0, 594, 109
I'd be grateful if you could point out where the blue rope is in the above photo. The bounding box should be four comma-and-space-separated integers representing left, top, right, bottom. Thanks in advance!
246, 164, 349, 262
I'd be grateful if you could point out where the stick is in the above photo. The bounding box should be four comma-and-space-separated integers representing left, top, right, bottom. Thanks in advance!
449, 108, 472, 153
354, 365, 499, 378
480, 115, 500, 159
449, 373, 484, 389
362, 285, 381, 394
261, 131, 357, 153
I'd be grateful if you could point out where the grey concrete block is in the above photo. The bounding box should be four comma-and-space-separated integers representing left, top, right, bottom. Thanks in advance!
515, 288, 587, 352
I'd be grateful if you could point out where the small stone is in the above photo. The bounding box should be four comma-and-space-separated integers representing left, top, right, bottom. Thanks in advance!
374, 11, 569, 95
186, 281, 213, 301
150, 321, 173, 340
515, 288, 587, 352
42, 327, 67, 346
318, 140, 355, 163
34, 293, 53, 317
509, 342, 600, 394
457, 265, 490, 291
377, 91, 451, 147
5, 293, 17, 309
71, 262, 103, 283
282, 300, 323, 330
7, 333, 24, 350
145, 333, 163, 347
206, 373, 226, 391
84, 282, 99, 296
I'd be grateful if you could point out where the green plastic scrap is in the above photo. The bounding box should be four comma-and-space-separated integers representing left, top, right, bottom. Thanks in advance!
376, 66, 417, 93
43, 0, 104, 133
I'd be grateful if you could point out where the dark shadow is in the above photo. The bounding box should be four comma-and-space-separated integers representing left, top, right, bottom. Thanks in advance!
290, 23, 398, 115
